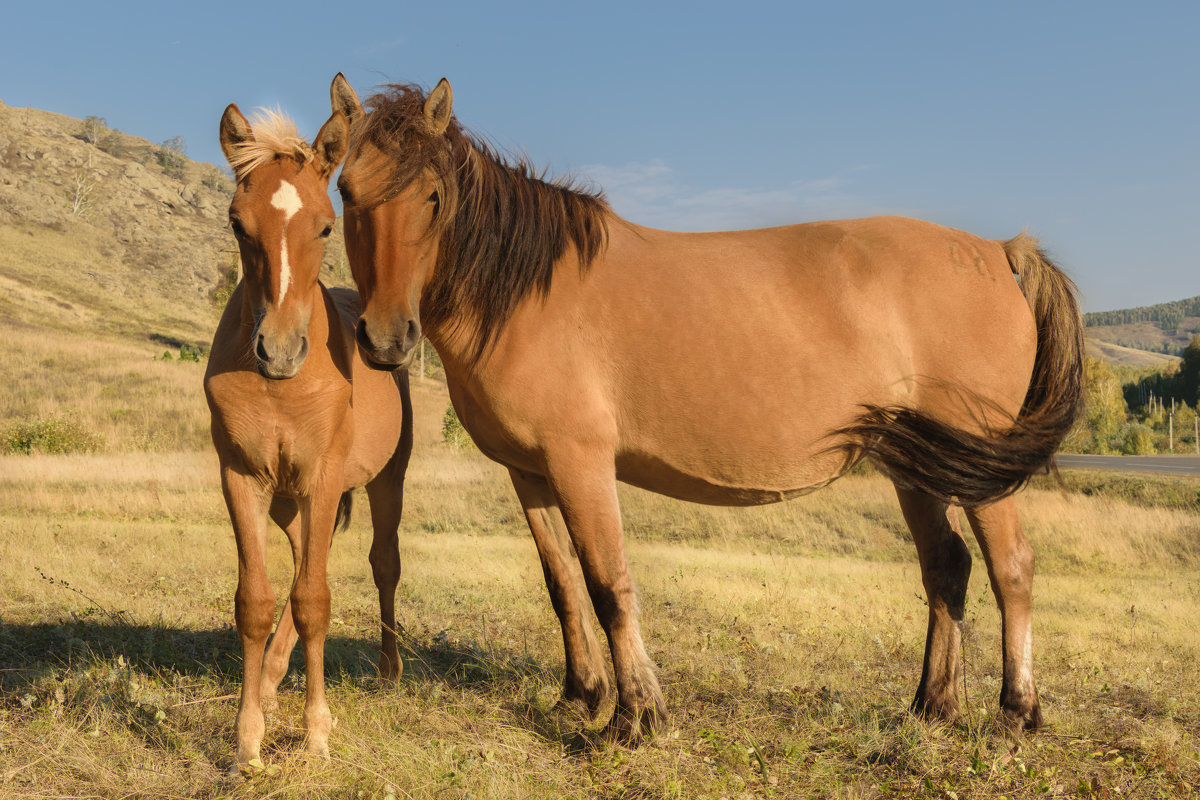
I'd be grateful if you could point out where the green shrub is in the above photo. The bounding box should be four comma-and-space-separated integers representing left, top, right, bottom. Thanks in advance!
178, 343, 205, 362
441, 404, 471, 449
1121, 424, 1157, 455
4, 416, 103, 455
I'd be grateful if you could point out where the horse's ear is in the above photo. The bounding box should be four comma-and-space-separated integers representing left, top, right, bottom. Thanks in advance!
219, 104, 253, 167
313, 110, 350, 179
424, 78, 453, 135
330, 73, 364, 127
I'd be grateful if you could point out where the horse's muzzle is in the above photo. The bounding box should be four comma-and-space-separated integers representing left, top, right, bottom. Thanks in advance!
355, 316, 420, 371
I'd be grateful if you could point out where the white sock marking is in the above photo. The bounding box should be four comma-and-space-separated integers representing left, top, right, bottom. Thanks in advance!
269, 181, 303, 303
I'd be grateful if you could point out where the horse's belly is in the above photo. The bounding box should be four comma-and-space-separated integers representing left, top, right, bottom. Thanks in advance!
615, 442, 848, 506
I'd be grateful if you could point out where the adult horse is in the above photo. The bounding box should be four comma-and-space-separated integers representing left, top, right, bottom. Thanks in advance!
330, 74, 1083, 742
205, 102, 413, 766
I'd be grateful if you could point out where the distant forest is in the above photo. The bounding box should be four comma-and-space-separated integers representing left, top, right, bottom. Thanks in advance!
1084, 296, 1200, 334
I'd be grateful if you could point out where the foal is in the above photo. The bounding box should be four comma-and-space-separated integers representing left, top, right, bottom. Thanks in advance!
205, 103, 412, 766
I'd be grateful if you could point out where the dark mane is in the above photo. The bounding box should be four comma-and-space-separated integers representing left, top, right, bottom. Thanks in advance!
353, 84, 611, 361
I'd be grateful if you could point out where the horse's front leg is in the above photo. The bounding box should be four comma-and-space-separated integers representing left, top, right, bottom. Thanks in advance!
509, 468, 610, 717
291, 479, 340, 758
221, 467, 274, 768
542, 446, 666, 743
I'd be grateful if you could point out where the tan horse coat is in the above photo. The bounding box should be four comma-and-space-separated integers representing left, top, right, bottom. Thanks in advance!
332, 75, 1083, 742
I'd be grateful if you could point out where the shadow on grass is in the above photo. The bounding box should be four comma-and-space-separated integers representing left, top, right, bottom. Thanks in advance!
0, 617, 560, 710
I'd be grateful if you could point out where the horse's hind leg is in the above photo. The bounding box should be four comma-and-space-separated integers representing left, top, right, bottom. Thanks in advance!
894, 485, 972, 724
963, 496, 1043, 732
259, 497, 303, 713
509, 468, 610, 717
365, 451, 409, 682
221, 468, 274, 767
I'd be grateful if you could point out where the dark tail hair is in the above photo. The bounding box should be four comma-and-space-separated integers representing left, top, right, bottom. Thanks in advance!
833, 233, 1085, 507
335, 491, 353, 534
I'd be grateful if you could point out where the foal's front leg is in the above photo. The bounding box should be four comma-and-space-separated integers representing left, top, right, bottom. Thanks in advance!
291, 480, 340, 758
221, 468, 274, 768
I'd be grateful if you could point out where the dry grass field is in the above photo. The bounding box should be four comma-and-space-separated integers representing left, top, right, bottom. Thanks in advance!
2, 323, 1200, 799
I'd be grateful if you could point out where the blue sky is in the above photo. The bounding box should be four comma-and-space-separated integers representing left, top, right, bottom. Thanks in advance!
2, 1, 1196, 313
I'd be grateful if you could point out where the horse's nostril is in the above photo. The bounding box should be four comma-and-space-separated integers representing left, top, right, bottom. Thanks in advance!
297, 336, 310, 363
355, 319, 372, 352
403, 318, 422, 352
255, 334, 269, 362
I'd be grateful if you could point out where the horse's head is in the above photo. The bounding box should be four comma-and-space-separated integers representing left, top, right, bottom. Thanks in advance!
331, 74, 456, 370
219, 104, 349, 379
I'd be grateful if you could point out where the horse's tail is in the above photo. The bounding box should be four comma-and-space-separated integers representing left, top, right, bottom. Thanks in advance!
335, 490, 354, 534
833, 233, 1085, 507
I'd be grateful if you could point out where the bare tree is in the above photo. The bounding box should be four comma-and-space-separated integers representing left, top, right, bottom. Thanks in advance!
69, 151, 97, 217
80, 116, 107, 147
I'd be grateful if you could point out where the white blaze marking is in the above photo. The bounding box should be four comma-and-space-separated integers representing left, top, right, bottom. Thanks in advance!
269, 181, 303, 303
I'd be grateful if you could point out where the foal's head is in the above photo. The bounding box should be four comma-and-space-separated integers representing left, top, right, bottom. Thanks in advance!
219, 105, 349, 379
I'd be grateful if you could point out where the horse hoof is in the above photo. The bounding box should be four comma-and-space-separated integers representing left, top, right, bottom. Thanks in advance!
911, 694, 961, 726
378, 658, 403, 684
1002, 702, 1044, 734
600, 704, 667, 747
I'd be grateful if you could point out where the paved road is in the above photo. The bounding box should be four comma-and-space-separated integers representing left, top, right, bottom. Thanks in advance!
1056, 454, 1200, 477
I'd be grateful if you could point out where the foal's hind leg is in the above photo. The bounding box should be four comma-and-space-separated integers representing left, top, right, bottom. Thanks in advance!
894, 486, 972, 724
259, 497, 303, 713
509, 468, 610, 717
964, 496, 1043, 732
365, 453, 409, 682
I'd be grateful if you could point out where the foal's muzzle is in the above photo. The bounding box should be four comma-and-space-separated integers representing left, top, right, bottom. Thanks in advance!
254, 331, 310, 380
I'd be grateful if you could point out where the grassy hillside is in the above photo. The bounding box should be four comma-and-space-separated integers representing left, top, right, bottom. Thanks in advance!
1084, 297, 1200, 361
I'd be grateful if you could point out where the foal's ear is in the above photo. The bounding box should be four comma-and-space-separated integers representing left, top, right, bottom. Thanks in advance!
424, 78, 453, 136
219, 104, 254, 167
330, 72, 364, 127
313, 111, 350, 179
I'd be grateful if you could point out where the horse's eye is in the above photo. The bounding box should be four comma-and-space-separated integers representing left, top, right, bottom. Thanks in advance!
319, 224, 333, 239
229, 219, 245, 237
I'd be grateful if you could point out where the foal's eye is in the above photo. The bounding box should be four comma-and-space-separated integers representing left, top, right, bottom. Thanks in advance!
229, 219, 246, 237
319, 224, 334, 239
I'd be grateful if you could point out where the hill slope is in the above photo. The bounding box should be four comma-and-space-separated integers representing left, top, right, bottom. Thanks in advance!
0, 103, 236, 347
